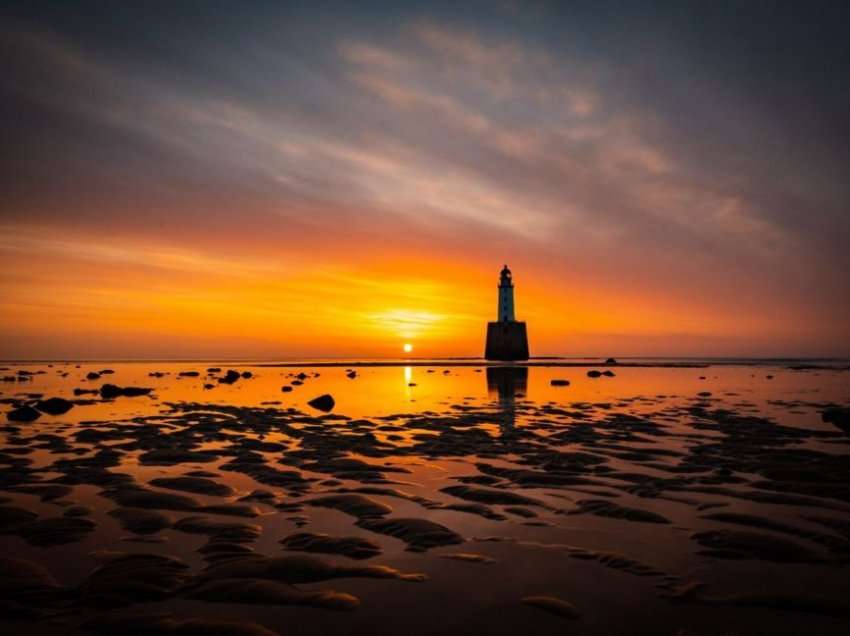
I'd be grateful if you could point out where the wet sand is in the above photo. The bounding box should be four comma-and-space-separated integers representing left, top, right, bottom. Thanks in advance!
1, 360, 849, 635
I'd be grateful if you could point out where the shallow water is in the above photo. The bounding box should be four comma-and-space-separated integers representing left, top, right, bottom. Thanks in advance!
1, 360, 849, 635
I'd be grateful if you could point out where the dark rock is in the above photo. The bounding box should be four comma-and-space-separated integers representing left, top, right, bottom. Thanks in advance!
185, 577, 358, 611
16, 516, 96, 546
0, 505, 38, 529
550, 379, 570, 386
306, 494, 391, 519
280, 532, 381, 560
86, 372, 101, 380
822, 407, 850, 433
150, 476, 234, 497
356, 517, 463, 552
587, 370, 602, 378
441, 485, 543, 507
34, 397, 74, 415
281, 386, 293, 392
218, 370, 241, 384
7, 405, 41, 422
604, 358, 618, 365
74, 388, 99, 396
100, 384, 153, 399
571, 499, 670, 524
241, 371, 253, 379
109, 508, 173, 534
307, 394, 335, 412
178, 371, 200, 377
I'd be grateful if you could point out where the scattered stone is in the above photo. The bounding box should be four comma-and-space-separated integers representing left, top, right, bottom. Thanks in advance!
34, 397, 74, 415
307, 394, 335, 412
109, 508, 173, 535
357, 517, 463, 552
280, 532, 382, 560
306, 494, 392, 519
218, 370, 241, 384
100, 384, 153, 399
550, 379, 570, 386
150, 476, 234, 497
7, 405, 41, 422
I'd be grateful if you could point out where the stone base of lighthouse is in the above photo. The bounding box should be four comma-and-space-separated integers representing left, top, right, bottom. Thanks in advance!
485, 321, 529, 361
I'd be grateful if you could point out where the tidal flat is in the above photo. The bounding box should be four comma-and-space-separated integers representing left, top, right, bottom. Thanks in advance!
1, 360, 849, 635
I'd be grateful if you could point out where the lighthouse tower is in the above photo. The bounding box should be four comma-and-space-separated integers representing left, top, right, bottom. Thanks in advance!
498, 265, 515, 322
485, 264, 529, 360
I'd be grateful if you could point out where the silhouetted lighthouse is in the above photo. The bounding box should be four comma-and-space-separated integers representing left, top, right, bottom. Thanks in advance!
485, 264, 529, 360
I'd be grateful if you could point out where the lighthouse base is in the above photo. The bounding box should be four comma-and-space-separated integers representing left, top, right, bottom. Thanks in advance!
485, 321, 529, 361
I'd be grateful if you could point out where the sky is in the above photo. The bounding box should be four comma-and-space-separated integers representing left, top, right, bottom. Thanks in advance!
2, 0, 849, 359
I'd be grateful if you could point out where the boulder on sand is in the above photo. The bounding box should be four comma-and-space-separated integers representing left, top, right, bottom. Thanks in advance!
35, 397, 74, 415
308, 394, 335, 412
7, 405, 41, 422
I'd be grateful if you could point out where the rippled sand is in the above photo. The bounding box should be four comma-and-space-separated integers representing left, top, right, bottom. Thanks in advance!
1, 361, 849, 635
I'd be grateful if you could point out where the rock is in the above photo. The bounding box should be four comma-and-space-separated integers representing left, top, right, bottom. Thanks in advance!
34, 397, 74, 415
150, 476, 234, 497
7, 405, 41, 422
356, 517, 463, 552
81, 552, 190, 605
571, 499, 670, 524
139, 448, 217, 465
218, 370, 241, 384
605, 358, 618, 365
109, 508, 173, 534
201, 553, 426, 584
86, 372, 101, 380
281, 386, 293, 392
522, 595, 581, 618
441, 485, 543, 507
346, 371, 357, 379
0, 505, 38, 530
179, 371, 200, 377
241, 371, 253, 379
104, 487, 201, 511
173, 516, 261, 541
822, 407, 850, 433
280, 532, 382, 559
0, 557, 62, 600
587, 370, 602, 378
602, 370, 615, 377
74, 388, 99, 396
185, 577, 358, 611
691, 529, 821, 562
550, 379, 570, 386
100, 384, 153, 399
306, 494, 392, 519
16, 516, 96, 546
307, 394, 335, 412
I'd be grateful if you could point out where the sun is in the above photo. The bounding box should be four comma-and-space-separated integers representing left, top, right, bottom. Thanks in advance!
403, 343, 413, 354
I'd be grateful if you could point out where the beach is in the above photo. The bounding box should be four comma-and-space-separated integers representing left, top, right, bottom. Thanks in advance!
1, 360, 849, 635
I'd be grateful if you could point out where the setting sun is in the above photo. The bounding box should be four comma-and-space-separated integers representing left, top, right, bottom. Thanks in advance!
403, 343, 413, 353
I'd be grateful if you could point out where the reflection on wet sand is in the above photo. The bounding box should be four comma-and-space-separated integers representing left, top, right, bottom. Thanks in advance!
486, 366, 528, 434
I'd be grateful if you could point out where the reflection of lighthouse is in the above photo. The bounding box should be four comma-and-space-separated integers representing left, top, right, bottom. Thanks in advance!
485, 265, 529, 360
486, 366, 528, 433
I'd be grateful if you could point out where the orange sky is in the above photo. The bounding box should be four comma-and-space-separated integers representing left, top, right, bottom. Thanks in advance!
2, 5, 849, 359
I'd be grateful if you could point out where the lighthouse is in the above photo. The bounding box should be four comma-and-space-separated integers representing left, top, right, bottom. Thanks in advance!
484, 264, 529, 360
